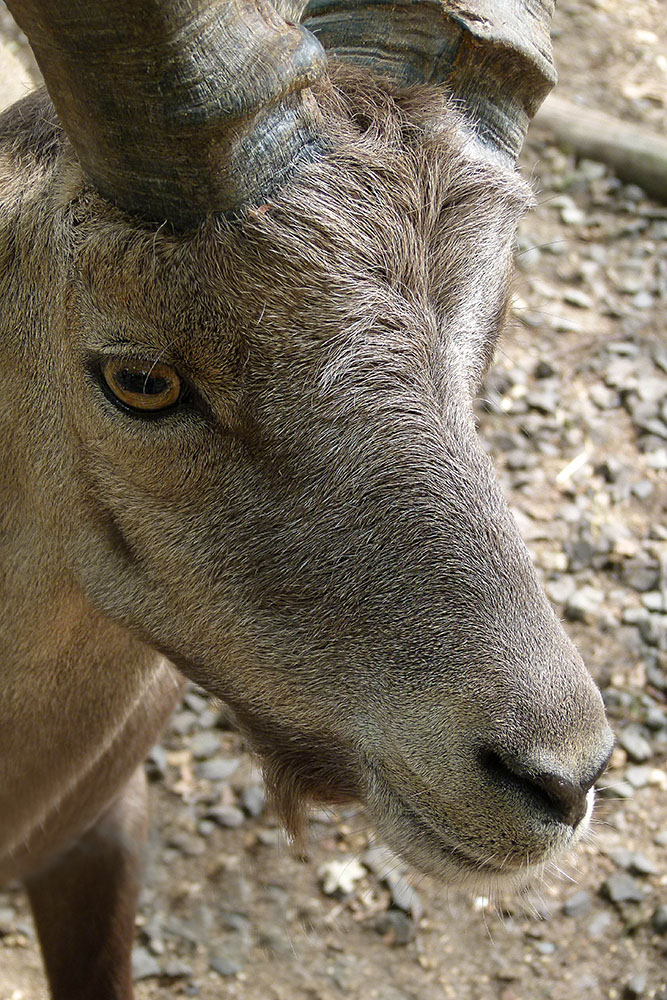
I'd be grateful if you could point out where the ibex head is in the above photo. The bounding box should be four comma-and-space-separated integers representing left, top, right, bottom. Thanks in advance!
1, 0, 612, 885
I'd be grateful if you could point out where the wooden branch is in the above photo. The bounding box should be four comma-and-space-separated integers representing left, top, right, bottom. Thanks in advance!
531, 93, 667, 204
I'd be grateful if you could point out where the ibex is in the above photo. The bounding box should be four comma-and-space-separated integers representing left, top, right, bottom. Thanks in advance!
0, 0, 613, 997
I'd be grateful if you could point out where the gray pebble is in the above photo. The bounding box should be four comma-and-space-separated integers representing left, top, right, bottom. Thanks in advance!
563, 287, 593, 309
145, 745, 168, 782
546, 577, 577, 605
642, 591, 666, 613
385, 873, 424, 921
183, 690, 208, 714
170, 709, 198, 735
565, 586, 604, 623
651, 904, 667, 933
651, 903, 667, 934
608, 849, 658, 876
623, 563, 660, 593
646, 705, 667, 730
189, 730, 221, 760
526, 389, 559, 415
132, 945, 161, 981
624, 766, 654, 788
639, 614, 667, 649
587, 911, 613, 938
374, 910, 416, 947
632, 291, 654, 310
162, 960, 192, 979
209, 953, 242, 977
167, 832, 205, 858
601, 873, 649, 904
534, 360, 556, 379
563, 889, 593, 917
240, 783, 267, 818
207, 805, 245, 828
596, 777, 635, 799
0, 906, 16, 934
631, 480, 654, 500
624, 972, 648, 998
197, 757, 240, 782
617, 727, 653, 763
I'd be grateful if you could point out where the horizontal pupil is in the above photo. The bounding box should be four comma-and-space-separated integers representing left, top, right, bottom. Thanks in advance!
115, 369, 170, 397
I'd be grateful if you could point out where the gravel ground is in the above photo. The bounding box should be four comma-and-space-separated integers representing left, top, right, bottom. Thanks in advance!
0, 1, 665, 999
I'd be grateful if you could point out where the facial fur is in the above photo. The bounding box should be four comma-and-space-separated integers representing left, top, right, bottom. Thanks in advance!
0, 65, 612, 886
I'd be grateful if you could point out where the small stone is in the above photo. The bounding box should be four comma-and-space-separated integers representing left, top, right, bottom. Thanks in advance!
197, 757, 240, 782
132, 946, 161, 981
624, 972, 648, 998
590, 384, 620, 409
533, 940, 555, 955
161, 959, 192, 979
240, 784, 267, 817
183, 689, 208, 714
526, 389, 559, 415
207, 805, 245, 829
563, 890, 592, 917
607, 849, 658, 876
0, 906, 16, 934
587, 911, 613, 938
623, 563, 660, 593
563, 288, 594, 309
631, 291, 654, 310
170, 710, 198, 735
318, 857, 367, 897
189, 731, 220, 760
631, 480, 654, 500
145, 745, 168, 782
624, 766, 653, 789
534, 360, 556, 379
596, 777, 635, 799
647, 448, 667, 470
565, 586, 604, 623
167, 832, 205, 857
627, 852, 659, 877
546, 577, 577, 605
605, 847, 634, 869
385, 874, 424, 921
600, 873, 649, 904
642, 591, 666, 613
617, 728, 653, 763
646, 706, 667, 730
374, 910, 416, 947
651, 904, 667, 933
209, 954, 242, 977
607, 341, 640, 357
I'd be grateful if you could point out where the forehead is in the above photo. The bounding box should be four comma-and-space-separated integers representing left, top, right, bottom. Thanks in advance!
66, 111, 527, 373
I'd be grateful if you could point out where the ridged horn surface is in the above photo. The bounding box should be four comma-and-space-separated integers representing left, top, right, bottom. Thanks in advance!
6, 0, 328, 225
304, 0, 556, 162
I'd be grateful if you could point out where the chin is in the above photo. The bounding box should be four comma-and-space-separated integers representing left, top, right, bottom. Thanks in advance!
363, 773, 597, 896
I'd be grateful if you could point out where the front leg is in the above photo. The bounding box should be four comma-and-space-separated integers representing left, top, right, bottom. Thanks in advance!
25, 766, 148, 1000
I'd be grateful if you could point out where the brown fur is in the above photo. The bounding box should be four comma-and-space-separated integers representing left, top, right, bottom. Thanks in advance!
0, 64, 612, 998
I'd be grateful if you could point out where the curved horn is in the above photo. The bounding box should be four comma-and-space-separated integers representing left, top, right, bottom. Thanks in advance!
303, 0, 556, 163
5, 0, 327, 225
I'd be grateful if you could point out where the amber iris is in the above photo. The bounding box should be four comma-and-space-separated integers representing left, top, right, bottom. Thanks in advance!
102, 359, 182, 412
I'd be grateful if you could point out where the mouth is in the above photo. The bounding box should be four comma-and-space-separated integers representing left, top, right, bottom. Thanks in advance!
363, 761, 585, 887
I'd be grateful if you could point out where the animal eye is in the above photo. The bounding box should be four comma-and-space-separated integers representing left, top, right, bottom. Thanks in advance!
101, 358, 182, 413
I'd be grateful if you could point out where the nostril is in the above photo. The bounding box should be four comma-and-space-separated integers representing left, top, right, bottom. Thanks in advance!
526, 770, 589, 827
481, 749, 611, 828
